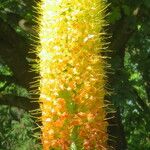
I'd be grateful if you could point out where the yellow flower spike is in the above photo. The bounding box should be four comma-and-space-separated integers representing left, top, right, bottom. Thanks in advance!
33, 0, 109, 149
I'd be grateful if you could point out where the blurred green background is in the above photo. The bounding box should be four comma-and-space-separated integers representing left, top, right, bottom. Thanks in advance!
0, 0, 150, 149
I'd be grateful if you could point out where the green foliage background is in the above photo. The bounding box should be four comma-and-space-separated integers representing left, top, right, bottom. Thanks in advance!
0, 0, 150, 149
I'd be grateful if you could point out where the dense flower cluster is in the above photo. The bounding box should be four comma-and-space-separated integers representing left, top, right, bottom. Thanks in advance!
35, 0, 108, 149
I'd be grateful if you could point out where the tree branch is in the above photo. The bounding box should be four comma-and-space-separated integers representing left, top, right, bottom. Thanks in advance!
0, 17, 36, 89
132, 87, 150, 115
0, 94, 39, 111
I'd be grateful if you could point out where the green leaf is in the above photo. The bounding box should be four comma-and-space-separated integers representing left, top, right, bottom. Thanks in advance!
122, 5, 131, 16
108, 7, 121, 23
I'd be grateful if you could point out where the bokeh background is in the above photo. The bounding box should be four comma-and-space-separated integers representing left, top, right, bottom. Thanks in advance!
0, 0, 150, 149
